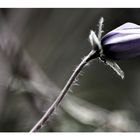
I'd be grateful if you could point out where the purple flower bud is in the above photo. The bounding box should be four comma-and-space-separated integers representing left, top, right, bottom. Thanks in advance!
101, 22, 140, 60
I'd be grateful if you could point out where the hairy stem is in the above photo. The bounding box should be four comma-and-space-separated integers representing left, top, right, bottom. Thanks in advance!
30, 50, 98, 132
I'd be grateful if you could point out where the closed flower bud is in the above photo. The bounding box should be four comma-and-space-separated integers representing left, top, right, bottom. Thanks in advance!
101, 22, 140, 60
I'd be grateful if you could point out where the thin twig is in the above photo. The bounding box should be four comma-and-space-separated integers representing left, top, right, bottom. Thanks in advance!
30, 17, 104, 132
30, 50, 98, 132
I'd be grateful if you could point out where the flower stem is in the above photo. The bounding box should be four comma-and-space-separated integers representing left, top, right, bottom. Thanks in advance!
30, 50, 98, 132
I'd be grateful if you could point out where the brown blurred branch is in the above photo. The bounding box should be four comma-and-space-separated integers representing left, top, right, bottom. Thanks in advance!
62, 95, 138, 131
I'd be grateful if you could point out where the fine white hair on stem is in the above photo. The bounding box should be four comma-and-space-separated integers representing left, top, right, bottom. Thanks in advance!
68, 88, 73, 93
79, 71, 84, 76
73, 82, 80, 86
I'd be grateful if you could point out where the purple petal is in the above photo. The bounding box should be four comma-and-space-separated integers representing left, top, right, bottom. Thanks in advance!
101, 22, 140, 60
102, 22, 140, 44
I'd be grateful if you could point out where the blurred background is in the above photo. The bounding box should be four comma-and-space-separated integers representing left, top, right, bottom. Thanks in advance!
0, 8, 140, 132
